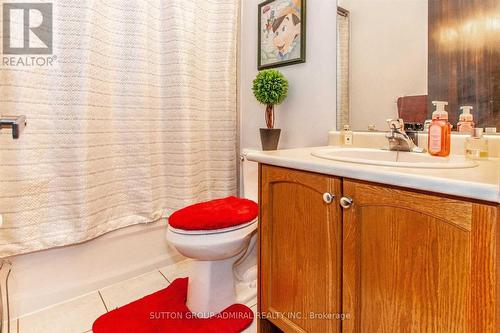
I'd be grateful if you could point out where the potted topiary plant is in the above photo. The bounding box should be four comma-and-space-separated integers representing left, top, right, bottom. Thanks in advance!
252, 69, 289, 150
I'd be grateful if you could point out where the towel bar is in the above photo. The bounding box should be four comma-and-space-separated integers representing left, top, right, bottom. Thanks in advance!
0, 115, 27, 139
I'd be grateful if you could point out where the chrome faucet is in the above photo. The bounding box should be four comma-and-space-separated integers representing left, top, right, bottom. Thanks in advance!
386, 119, 423, 152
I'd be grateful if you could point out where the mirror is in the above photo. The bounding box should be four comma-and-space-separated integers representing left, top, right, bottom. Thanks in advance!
336, 0, 500, 132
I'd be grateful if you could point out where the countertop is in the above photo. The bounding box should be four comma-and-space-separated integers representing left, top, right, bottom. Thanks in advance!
246, 146, 500, 203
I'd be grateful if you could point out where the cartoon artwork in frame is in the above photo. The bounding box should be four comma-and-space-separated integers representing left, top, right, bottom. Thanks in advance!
258, 0, 306, 70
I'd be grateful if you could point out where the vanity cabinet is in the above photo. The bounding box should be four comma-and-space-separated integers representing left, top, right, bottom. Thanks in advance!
258, 164, 499, 333
342, 180, 498, 333
259, 165, 342, 333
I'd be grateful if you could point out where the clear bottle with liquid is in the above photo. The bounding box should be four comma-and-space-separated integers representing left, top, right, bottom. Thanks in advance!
465, 128, 489, 160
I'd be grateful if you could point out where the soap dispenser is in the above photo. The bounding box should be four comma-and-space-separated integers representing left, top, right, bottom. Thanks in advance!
457, 106, 475, 134
428, 101, 451, 157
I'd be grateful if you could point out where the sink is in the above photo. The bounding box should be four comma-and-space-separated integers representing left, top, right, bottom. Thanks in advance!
312, 148, 478, 169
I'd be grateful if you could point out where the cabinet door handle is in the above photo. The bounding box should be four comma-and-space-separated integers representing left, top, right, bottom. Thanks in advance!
323, 192, 335, 204
340, 196, 354, 209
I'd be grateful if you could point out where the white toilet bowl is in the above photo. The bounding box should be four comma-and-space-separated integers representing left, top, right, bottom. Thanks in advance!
166, 219, 257, 317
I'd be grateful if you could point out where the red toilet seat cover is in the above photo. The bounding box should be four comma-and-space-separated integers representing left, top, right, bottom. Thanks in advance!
168, 196, 258, 231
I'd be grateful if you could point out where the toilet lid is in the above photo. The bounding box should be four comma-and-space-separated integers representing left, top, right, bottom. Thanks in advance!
168, 196, 258, 231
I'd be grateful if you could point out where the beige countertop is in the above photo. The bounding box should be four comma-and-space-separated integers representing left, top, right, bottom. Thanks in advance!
246, 146, 500, 203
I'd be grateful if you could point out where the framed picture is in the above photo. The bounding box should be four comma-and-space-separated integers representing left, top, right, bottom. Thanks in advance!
258, 0, 306, 70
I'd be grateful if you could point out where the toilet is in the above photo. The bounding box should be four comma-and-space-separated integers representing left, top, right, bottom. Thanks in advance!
166, 155, 258, 317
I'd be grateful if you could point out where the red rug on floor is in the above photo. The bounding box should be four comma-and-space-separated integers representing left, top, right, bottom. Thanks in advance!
93, 278, 254, 333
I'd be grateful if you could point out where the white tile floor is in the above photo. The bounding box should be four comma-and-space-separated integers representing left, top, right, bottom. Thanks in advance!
10, 260, 257, 333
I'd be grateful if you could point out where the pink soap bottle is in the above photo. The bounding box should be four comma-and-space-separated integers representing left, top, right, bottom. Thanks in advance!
428, 101, 451, 157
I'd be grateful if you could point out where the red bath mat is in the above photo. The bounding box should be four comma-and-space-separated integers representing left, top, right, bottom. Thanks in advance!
93, 278, 254, 333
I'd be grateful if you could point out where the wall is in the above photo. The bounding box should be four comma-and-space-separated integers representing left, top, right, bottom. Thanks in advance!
8, 222, 182, 318
240, 0, 337, 150
339, 0, 428, 131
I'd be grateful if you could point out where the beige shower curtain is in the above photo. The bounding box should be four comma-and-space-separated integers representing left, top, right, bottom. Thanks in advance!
0, 0, 239, 257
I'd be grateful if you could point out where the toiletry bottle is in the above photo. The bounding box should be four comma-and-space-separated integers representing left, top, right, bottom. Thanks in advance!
342, 124, 353, 146
457, 106, 475, 134
428, 101, 451, 157
465, 128, 489, 160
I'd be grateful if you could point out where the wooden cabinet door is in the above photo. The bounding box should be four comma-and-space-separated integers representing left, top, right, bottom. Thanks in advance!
259, 165, 342, 333
342, 180, 498, 333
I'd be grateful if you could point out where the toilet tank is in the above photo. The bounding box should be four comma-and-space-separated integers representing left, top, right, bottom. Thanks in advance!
240, 149, 258, 202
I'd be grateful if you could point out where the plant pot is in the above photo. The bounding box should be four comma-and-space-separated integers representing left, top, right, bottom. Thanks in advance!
260, 128, 281, 151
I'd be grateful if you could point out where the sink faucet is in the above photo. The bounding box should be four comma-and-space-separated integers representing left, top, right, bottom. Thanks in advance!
386, 119, 423, 152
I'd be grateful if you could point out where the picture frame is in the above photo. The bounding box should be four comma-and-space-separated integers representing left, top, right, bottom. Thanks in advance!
258, 0, 306, 70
